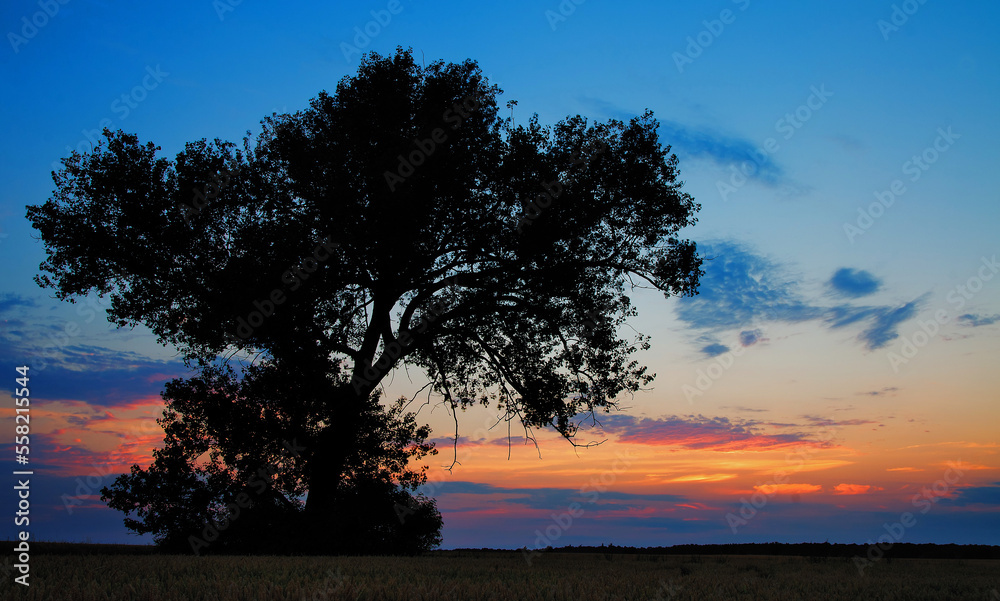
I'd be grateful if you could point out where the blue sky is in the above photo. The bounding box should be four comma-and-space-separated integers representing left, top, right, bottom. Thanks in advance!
1, 0, 998, 549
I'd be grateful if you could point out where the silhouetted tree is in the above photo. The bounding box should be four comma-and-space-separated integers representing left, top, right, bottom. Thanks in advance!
101, 360, 441, 554
29, 47, 701, 544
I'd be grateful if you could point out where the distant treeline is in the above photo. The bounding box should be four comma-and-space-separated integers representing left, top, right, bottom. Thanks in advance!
457, 543, 1000, 561
11, 541, 1000, 560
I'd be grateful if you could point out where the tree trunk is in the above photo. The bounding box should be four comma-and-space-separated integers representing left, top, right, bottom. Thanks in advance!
302, 383, 366, 552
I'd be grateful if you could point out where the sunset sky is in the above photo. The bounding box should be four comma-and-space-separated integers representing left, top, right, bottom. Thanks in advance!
1, 1, 998, 549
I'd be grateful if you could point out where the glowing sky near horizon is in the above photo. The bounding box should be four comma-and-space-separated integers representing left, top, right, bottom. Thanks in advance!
1, 0, 998, 548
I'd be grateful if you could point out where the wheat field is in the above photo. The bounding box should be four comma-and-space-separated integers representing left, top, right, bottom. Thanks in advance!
3, 552, 999, 600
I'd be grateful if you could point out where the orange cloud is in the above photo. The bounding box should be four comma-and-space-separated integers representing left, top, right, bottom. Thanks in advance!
663, 473, 738, 483
753, 483, 822, 495
36, 431, 164, 477
934, 461, 994, 471
3, 396, 165, 477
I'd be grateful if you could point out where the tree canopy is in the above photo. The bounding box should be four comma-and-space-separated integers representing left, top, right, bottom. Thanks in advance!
28, 47, 702, 551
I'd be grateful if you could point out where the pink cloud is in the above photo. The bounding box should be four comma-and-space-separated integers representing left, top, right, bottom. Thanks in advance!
595, 414, 833, 452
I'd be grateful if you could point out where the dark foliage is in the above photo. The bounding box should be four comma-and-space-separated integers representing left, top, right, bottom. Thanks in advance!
101, 361, 441, 555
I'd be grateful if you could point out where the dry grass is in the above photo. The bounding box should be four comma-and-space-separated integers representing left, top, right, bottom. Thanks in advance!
3, 552, 999, 600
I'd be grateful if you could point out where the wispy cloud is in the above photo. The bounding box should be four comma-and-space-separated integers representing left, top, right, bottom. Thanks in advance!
433, 480, 688, 512
856, 297, 925, 349
593, 414, 832, 452
0, 295, 189, 407
576, 98, 784, 187
0, 293, 37, 312
427, 435, 484, 448
0, 349, 187, 408
858, 387, 899, 397
677, 241, 927, 351
938, 483, 1000, 507
801, 415, 878, 428
664, 473, 737, 483
676, 241, 825, 331
957, 313, 1000, 327
720, 406, 770, 413
658, 120, 783, 185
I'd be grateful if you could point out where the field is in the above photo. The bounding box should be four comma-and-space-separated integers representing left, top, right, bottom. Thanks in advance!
3, 551, 999, 601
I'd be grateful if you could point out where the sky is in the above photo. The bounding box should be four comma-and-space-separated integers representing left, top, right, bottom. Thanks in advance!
0, 0, 998, 550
